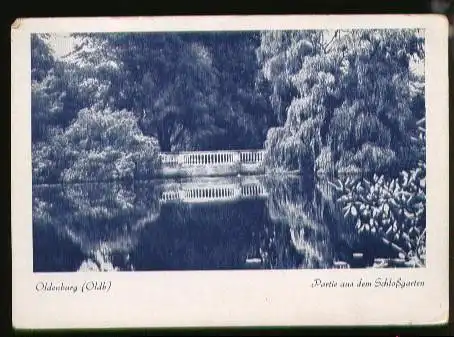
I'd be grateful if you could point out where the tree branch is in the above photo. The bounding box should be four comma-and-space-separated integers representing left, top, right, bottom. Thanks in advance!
323, 30, 339, 53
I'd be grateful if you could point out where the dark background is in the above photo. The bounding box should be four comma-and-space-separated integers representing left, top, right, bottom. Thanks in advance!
5, 0, 453, 335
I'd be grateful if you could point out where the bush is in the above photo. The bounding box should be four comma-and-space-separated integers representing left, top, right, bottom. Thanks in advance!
36, 108, 161, 183
330, 162, 426, 267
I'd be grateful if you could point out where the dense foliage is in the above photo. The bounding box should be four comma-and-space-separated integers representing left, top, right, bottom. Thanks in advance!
258, 29, 425, 174
32, 30, 425, 183
32, 34, 163, 183
67, 32, 272, 152
32, 32, 275, 183
332, 121, 426, 267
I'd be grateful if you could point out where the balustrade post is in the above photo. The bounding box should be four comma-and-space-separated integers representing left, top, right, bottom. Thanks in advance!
234, 152, 240, 164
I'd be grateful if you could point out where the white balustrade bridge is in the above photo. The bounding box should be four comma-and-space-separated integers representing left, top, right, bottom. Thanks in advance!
158, 149, 265, 178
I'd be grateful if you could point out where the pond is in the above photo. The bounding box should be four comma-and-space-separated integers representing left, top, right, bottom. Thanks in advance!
32, 174, 407, 272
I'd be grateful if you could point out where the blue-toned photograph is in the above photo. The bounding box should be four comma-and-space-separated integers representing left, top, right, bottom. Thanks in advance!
31, 29, 426, 272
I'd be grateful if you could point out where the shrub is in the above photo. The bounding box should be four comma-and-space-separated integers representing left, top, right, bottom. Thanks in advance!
330, 162, 426, 267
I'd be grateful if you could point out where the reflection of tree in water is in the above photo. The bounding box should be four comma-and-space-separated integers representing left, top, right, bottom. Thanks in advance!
261, 174, 377, 269
33, 182, 161, 271
263, 175, 335, 268
33, 174, 386, 271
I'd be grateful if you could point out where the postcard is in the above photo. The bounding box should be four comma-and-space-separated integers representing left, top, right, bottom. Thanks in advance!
11, 14, 449, 329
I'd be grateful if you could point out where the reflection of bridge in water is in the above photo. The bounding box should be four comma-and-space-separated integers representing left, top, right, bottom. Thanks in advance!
159, 176, 268, 204
159, 149, 265, 178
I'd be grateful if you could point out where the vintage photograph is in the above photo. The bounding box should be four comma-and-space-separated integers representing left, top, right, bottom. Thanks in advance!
31, 28, 426, 272
12, 15, 449, 329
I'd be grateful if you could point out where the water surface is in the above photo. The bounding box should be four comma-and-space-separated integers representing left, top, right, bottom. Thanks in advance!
33, 174, 397, 272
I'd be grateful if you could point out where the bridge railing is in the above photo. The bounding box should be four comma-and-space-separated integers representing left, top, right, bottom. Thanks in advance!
159, 150, 265, 167
240, 150, 264, 164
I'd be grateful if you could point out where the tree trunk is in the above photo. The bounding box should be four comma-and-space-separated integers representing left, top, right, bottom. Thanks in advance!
158, 128, 171, 152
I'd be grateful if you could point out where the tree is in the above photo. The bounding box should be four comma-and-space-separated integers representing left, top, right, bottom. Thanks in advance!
258, 29, 425, 174
55, 108, 160, 182
69, 33, 224, 152
31, 34, 65, 142
70, 32, 275, 152
185, 32, 274, 149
